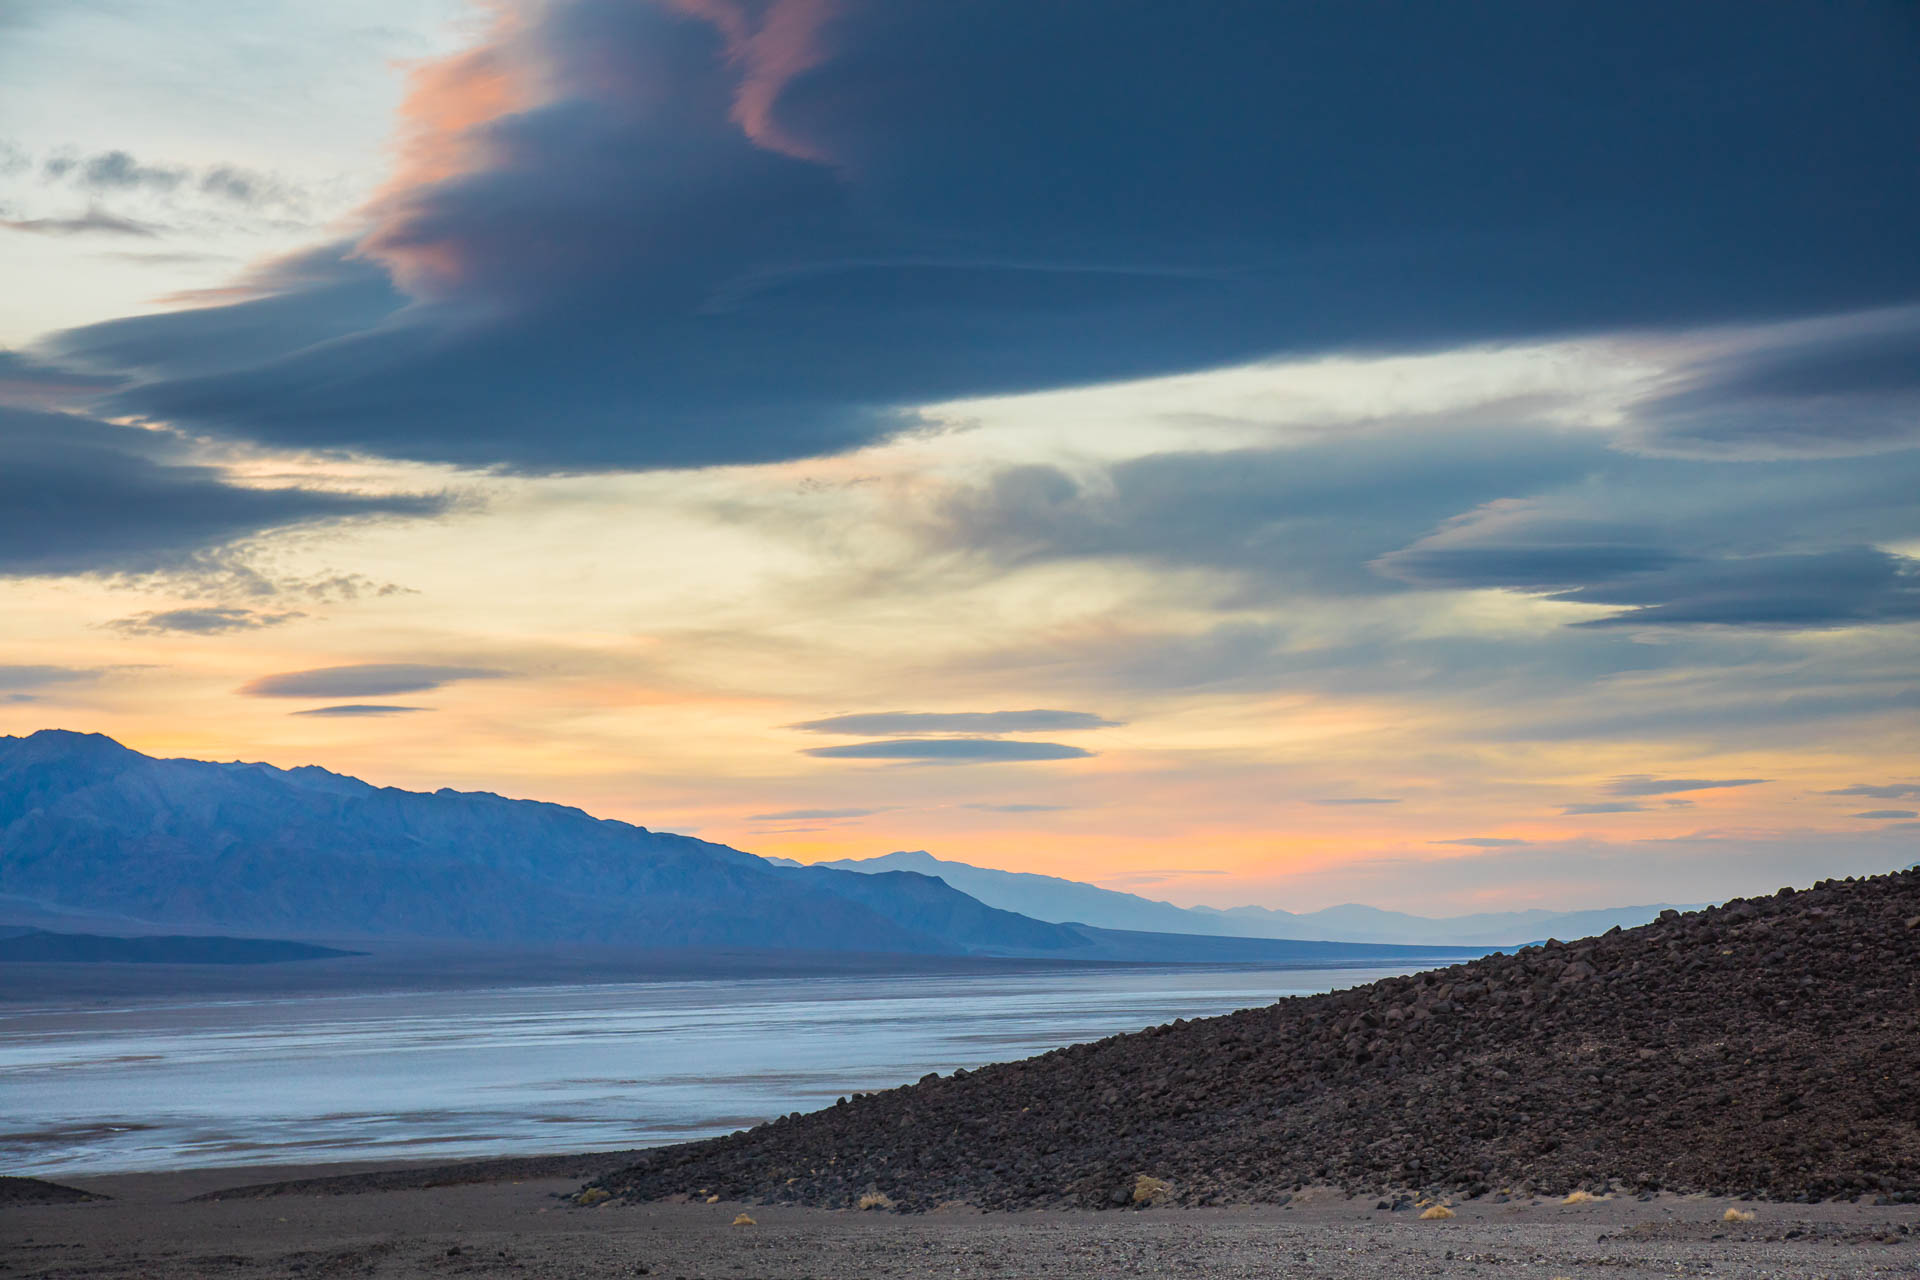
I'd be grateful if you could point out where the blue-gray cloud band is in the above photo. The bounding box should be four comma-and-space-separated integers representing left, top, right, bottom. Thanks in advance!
0, 407, 446, 578
30, 0, 1918, 472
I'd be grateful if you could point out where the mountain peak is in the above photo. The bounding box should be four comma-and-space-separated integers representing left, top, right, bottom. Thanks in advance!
7, 729, 140, 764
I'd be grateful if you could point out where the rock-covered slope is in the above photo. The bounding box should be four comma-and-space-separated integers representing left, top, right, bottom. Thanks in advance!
594, 869, 1920, 1208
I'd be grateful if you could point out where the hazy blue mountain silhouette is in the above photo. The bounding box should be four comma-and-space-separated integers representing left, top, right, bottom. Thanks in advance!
0, 731, 1084, 955
812, 850, 1691, 946
0, 929, 361, 964
0, 731, 1492, 967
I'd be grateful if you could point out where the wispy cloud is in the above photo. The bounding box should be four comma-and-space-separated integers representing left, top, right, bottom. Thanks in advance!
1824, 782, 1920, 800
748, 807, 882, 821
240, 663, 505, 698
803, 739, 1093, 763
107, 606, 304, 636
1562, 802, 1646, 815
1606, 775, 1769, 797
1434, 837, 1527, 847
791, 709, 1119, 735
2, 208, 160, 237
1850, 809, 1918, 821
289, 704, 431, 718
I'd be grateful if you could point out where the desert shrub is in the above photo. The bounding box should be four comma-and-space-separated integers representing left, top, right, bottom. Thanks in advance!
1420, 1204, 1456, 1220
574, 1188, 610, 1207
1562, 1189, 1599, 1204
1724, 1207, 1756, 1223
1132, 1174, 1171, 1205
732, 1212, 756, 1226
858, 1191, 896, 1211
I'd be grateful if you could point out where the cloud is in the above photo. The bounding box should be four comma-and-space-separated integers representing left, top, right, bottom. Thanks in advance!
2, 208, 160, 237
1824, 783, 1920, 800
1561, 802, 1647, 815
1313, 797, 1401, 806
1607, 775, 1769, 797
1376, 489, 1920, 630
33, 147, 314, 214
1631, 307, 1920, 458
790, 709, 1119, 735
1565, 548, 1920, 630
0, 407, 446, 579
1495, 686, 1920, 745
288, 704, 432, 718
106, 606, 305, 635
1434, 837, 1527, 848
195, 166, 306, 209
962, 802, 1069, 813
45, 149, 187, 193
748, 807, 881, 821
0, 665, 100, 691
42, 0, 1919, 472
48, 245, 404, 382
1850, 810, 1918, 821
0, 350, 119, 409
239, 663, 506, 698
802, 738, 1093, 762
931, 429, 1620, 601
926, 415, 1920, 637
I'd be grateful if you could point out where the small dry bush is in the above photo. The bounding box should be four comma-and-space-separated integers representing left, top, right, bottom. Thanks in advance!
1132, 1175, 1171, 1205
858, 1191, 896, 1211
1723, 1207, 1756, 1223
1420, 1204, 1456, 1220
1562, 1189, 1599, 1204
574, 1188, 610, 1207
732, 1213, 756, 1226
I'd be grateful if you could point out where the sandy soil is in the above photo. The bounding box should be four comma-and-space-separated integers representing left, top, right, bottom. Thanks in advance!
5, 1158, 1916, 1279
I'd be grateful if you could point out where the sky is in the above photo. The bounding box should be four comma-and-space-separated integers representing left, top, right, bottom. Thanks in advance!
1, 0, 1916, 914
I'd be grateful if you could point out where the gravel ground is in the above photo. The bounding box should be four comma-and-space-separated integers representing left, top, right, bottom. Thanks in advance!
5, 1164, 1916, 1279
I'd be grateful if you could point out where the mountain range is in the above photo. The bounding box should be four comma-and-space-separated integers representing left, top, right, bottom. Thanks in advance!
795, 850, 1691, 946
0, 730, 1483, 967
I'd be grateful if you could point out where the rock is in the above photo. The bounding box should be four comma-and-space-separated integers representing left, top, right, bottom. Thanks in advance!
585, 868, 1920, 1212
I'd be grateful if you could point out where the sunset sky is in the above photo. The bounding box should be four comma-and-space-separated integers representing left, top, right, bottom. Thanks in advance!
2, 1, 1916, 913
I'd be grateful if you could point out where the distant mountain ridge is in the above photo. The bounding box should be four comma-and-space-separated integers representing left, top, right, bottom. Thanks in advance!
0, 731, 1484, 968
0, 929, 361, 965
805, 850, 1694, 946
0, 731, 1081, 956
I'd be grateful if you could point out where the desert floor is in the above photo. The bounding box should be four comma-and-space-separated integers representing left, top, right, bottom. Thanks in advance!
5, 1157, 1916, 1279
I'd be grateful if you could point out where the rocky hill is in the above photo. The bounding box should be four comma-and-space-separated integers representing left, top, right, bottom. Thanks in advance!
592, 868, 1920, 1208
